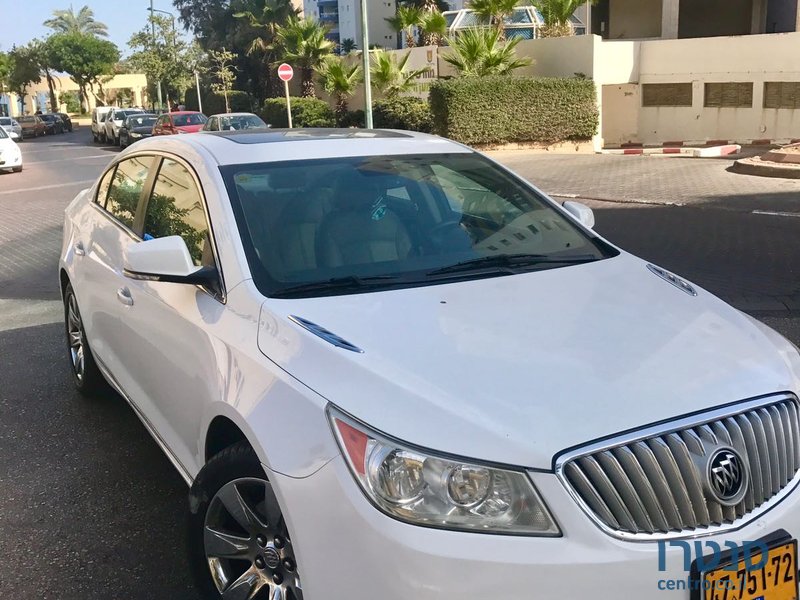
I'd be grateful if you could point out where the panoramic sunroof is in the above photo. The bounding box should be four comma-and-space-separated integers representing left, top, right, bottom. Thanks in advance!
209, 129, 414, 144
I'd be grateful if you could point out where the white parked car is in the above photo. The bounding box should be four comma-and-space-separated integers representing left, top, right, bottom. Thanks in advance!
0, 125, 22, 172
0, 116, 23, 139
60, 130, 800, 600
103, 107, 145, 145
90, 106, 113, 143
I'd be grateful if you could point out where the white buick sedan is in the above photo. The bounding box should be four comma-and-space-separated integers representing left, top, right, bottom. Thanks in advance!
60, 130, 800, 600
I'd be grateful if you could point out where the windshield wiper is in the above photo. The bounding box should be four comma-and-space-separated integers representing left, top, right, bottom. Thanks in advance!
271, 275, 400, 298
426, 253, 599, 277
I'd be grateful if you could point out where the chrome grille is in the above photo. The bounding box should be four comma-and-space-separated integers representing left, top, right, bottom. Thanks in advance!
558, 395, 800, 538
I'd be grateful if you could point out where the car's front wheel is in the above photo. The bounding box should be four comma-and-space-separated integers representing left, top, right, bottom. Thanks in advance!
187, 441, 304, 600
63, 282, 105, 395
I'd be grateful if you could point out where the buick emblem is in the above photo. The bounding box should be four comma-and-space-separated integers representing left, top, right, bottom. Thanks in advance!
706, 448, 748, 506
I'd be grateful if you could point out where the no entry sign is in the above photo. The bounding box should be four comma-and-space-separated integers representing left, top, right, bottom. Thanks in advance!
278, 63, 294, 82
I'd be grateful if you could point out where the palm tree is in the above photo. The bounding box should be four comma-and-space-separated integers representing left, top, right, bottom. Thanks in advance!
443, 28, 531, 77
370, 49, 428, 98
340, 38, 357, 54
386, 6, 422, 49
272, 17, 334, 97
234, 0, 300, 55
400, 0, 449, 11
468, 0, 520, 39
318, 56, 362, 119
535, 0, 596, 37
43, 5, 109, 37
419, 11, 448, 46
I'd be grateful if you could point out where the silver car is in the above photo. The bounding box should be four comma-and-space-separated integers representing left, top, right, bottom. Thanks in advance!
0, 116, 22, 139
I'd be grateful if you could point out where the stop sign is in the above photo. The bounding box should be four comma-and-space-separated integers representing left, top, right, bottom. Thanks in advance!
278, 63, 294, 82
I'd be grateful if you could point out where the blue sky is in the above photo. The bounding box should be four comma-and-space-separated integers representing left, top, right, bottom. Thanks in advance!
0, 0, 181, 55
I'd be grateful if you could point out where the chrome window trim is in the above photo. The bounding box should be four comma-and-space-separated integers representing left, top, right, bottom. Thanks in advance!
554, 393, 800, 542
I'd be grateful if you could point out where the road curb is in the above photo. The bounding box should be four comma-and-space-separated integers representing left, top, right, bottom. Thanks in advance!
600, 145, 741, 157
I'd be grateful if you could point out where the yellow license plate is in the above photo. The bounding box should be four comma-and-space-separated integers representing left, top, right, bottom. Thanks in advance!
704, 541, 798, 600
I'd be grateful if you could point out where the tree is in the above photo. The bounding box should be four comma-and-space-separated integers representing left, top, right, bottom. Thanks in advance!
129, 15, 195, 107
400, 0, 449, 11
386, 6, 422, 49
420, 11, 448, 46
43, 5, 109, 37
208, 48, 237, 113
47, 33, 119, 112
535, 0, 597, 37
469, 0, 520, 39
235, 0, 300, 55
370, 49, 428, 98
0, 51, 10, 96
7, 45, 41, 112
272, 17, 334, 98
443, 28, 531, 77
317, 56, 362, 119
340, 38, 357, 54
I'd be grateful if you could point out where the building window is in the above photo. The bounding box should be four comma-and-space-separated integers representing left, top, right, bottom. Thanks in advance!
704, 82, 753, 108
642, 83, 693, 107
764, 82, 800, 109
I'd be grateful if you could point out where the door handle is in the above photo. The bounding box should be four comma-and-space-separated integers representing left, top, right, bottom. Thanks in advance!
116, 287, 134, 306
74, 242, 85, 256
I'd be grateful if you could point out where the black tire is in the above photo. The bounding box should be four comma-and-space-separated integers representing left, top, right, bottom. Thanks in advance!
12, 166, 22, 173
187, 441, 299, 600
63, 282, 106, 396
92, 131, 98, 143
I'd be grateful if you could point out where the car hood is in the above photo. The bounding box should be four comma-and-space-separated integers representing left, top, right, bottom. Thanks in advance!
258, 253, 800, 469
131, 126, 154, 134
175, 124, 204, 133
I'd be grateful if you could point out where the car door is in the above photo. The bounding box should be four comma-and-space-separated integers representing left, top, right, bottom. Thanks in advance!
115, 155, 225, 475
73, 155, 157, 384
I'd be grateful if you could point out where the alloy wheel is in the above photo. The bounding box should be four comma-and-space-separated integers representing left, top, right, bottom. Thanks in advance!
66, 292, 85, 382
204, 477, 302, 600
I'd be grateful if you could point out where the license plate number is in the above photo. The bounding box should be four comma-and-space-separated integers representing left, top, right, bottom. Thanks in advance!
704, 541, 798, 600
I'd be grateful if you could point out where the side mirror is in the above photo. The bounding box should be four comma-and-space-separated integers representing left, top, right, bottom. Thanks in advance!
563, 201, 595, 229
124, 236, 217, 285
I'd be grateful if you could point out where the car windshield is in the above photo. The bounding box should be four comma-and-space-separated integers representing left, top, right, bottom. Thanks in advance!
219, 115, 267, 130
221, 153, 616, 298
127, 115, 157, 127
41, 115, 56, 121
0, 118, 10, 125
116, 110, 141, 120
173, 114, 207, 126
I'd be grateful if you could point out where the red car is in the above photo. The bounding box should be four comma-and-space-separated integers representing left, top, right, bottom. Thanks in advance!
152, 111, 208, 136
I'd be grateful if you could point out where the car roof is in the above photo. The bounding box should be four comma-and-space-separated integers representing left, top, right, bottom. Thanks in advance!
128, 128, 471, 166
210, 112, 259, 118
169, 111, 203, 115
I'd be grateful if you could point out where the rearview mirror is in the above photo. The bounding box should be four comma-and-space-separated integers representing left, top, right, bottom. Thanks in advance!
124, 236, 217, 285
563, 201, 595, 229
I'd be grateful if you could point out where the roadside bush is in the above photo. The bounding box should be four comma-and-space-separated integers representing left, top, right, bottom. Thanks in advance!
429, 76, 598, 145
373, 97, 433, 133
339, 109, 365, 128
185, 89, 254, 114
260, 97, 335, 128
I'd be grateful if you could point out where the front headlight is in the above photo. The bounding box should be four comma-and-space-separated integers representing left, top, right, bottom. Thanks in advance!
329, 407, 560, 536
130, 132, 142, 138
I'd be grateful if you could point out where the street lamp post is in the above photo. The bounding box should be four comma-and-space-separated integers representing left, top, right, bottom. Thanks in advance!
148, 0, 163, 110
360, 0, 373, 128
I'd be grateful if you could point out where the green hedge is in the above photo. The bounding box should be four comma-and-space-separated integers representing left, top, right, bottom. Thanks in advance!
260, 97, 335, 128
373, 97, 433, 133
185, 89, 254, 114
429, 76, 598, 145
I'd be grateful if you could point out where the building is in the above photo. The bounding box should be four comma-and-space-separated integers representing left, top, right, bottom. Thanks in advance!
591, 0, 800, 40
303, 0, 397, 50
443, 5, 587, 41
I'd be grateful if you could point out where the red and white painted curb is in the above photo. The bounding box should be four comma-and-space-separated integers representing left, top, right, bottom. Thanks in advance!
600, 144, 741, 157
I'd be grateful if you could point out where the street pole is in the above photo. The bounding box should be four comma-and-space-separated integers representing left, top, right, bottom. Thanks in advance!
150, 0, 163, 111
195, 71, 203, 113
360, 0, 373, 128
285, 80, 293, 129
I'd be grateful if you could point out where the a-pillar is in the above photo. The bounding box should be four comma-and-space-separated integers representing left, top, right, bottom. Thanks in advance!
661, 0, 680, 39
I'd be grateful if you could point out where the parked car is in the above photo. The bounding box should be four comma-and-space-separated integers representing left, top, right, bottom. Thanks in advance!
0, 125, 22, 172
57, 112, 74, 132
104, 107, 145, 145
18, 115, 46, 139
202, 112, 270, 132
119, 113, 158, 148
39, 113, 64, 135
0, 116, 23, 139
152, 111, 207, 136
60, 129, 800, 600
91, 106, 113, 143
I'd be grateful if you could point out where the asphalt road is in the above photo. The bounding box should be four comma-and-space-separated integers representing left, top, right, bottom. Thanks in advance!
0, 132, 798, 599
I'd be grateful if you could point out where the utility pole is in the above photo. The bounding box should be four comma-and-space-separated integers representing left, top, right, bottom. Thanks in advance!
360, 0, 373, 128
150, 0, 163, 111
